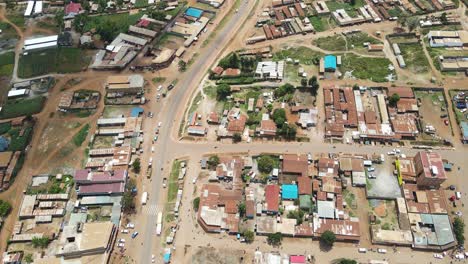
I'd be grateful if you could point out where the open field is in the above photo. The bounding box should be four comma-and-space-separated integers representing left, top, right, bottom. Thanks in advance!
273, 46, 323, 65
314, 33, 382, 52
80, 12, 141, 36
0, 52, 15, 102
340, 53, 393, 82
18, 48, 92, 78
399, 43, 430, 74
0, 96, 46, 119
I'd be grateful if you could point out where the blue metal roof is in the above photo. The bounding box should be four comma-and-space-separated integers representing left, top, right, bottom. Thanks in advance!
282, 184, 298, 200
461, 121, 468, 139
324, 55, 337, 70
131, 107, 144, 117
185, 7, 203, 18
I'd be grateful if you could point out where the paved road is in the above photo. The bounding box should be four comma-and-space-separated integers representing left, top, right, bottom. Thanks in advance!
139, 0, 257, 262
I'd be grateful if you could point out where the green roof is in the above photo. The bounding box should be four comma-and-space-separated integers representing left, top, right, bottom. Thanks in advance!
299, 195, 312, 210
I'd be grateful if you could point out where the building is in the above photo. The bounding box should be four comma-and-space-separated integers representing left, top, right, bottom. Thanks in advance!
255, 61, 285, 80
313, 218, 360, 241
461, 121, 468, 144
264, 185, 280, 214
258, 119, 277, 137
281, 184, 298, 200
64, 2, 82, 17
23, 35, 58, 51
297, 108, 318, 128
152, 48, 176, 68
106, 75, 144, 94
413, 151, 447, 188
197, 184, 242, 233
281, 154, 308, 177
427, 30, 468, 48
324, 55, 337, 72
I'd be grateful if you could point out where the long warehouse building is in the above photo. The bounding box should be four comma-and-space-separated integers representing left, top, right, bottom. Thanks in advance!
24, 35, 58, 51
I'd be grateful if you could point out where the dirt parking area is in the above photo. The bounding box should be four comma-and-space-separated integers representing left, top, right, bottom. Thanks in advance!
191, 247, 247, 264
415, 90, 452, 143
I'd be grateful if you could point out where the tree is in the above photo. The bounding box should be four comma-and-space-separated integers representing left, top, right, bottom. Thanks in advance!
440, 12, 448, 24
149, 10, 166, 21
407, 17, 419, 32
216, 84, 231, 101
122, 191, 135, 213
301, 78, 308, 87
272, 108, 286, 127
233, 133, 242, 143
0, 200, 12, 217
388, 93, 400, 107
335, 259, 357, 264
287, 210, 305, 225
178, 60, 187, 72
133, 158, 141, 173
274, 83, 295, 98
454, 217, 465, 245
257, 155, 275, 173
243, 230, 255, 243
156, 1, 168, 9
219, 52, 240, 69
23, 253, 33, 264
31, 237, 49, 248
350, 0, 356, 5
320, 230, 336, 247
308, 76, 319, 96
238, 202, 246, 217
279, 123, 297, 140
267, 232, 283, 246
208, 155, 220, 168
397, 15, 408, 28
193, 197, 200, 211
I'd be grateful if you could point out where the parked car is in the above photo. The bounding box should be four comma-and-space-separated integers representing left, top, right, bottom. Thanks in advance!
387, 151, 395, 156
433, 253, 443, 259
367, 167, 375, 172
131, 232, 139, 239
119, 238, 126, 243
162, 178, 167, 188
126, 223, 135, 229
449, 185, 456, 190
121, 229, 129, 234
167, 83, 175, 90
118, 243, 125, 248
158, 122, 162, 127
377, 248, 387, 254
444, 119, 449, 126
358, 248, 367, 253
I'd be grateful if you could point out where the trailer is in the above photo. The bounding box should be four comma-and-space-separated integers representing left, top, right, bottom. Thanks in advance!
156, 212, 163, 236
141, 192, 148, 205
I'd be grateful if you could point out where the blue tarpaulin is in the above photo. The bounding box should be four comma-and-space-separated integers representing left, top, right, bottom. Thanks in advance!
282, 184, 298, 200
131, 107, 144, 117
324, 55, 337, 71
185, 7, 203, 18
163, 253, 171, 263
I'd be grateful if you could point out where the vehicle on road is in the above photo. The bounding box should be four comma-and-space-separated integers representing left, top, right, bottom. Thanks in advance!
167, 83, 174, 90
377, 248, 387, 254
433, 253, 443, 259
358, 248, 367, 253
456, 191, 462, 200
367, 167, 375, 172
141, 192, 148, 205
149, 157, 153, 166
131, 232, 139, 239
153, 136, 158, 142
119, 239, 126, 243
162, 178, 167, 188
121, 229, 129, 234
118, 243, 125, 248
157, 85, 163, 91
387, 151, 395, 155
158, 122, 162, 127
449, 185, 456, 190
126, 223, 135, 229
151, 146, 155, 153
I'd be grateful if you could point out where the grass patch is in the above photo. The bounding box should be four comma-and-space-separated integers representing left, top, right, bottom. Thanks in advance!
346, 32, 381, 48
81, 13, 141, 37
72, 124, 90, 147
388, 7, 404, 17
152, 77, 167, 84
6, 14, 25, 30
273, 46, 324, 65
340, 53, 393, 82
314, 35, 346, 51
8, 126, 33, 152
0, 97, 46, 119
188, 92, 203, 114
309, 16, 328, 32
399, 43, 430, 73
167, 160, 182, 203
0, 52, 15, 77
203, 85, 217, 100
18, 48, 91, 78
326, 0, 365, 16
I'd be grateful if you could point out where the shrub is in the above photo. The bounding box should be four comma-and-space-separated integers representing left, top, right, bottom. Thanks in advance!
267, 232, 283, 246
257, 156, 275, 174
193, 197, 200, 211
320, 230, 336, 247
72, 124, 90, 146
454, 217, 465, 245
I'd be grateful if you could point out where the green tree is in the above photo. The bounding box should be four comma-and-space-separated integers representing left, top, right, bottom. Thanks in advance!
216, 84, 231, 100
279, 123, 297, 140
301, 78, 308, 87
208, 155, 220, 168
397, 14, 408, 28
308, 76, 319, 96
440, 12, 448, 24
31, 237, 49, 248
335, 259, 357, 264
272, 108, 286, 127
257, 156, 275, 173
238, 202, 246, 217
274, 83, 295, 98
287, 210, 305, 225
388, 93, 400, 107
133, 158, 141, 173
178, 60, 187, 72
454, 217, 465, 245
0, 200, 12, 217
407, 17, 419, 32
156, 1, 168, 9
193, 197, 200, 211
149, 10, 166, 20
23, 253, 33, 264
320, 230, 336, 247
243, 230, 255, 243
122, 191, 135, 213
267, 232, 283, 246
233, 133, 242, 143
350, 0, 356, 5
219, 52, 240, 69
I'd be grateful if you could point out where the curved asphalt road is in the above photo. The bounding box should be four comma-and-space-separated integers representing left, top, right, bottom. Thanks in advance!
140, 0, 256, 262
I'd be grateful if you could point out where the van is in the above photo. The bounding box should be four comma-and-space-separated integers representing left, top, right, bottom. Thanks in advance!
456, 192, 462, 200
358, 248, 367, 253
151, 146, 155, 153
378, 248, 387, 254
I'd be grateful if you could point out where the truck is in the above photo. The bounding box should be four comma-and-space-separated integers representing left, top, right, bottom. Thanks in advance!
141, 192, 148, 205
146, 167, 152, 179
156, 212, 163, 236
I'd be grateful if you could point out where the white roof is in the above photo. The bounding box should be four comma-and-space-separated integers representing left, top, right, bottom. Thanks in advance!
8, 89, 29, 97
24, 1, 34, 17
24, 41, 57, 51
34, 1, 43, 14
24, 35, 58, 46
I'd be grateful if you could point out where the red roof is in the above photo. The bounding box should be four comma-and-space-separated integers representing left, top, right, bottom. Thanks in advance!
212, 66, 224, 76
260, 120, 277, 136
137, 19, 151, 28
265, 185, 280, 212
282, 154, 308, 176
65, 2, 82, 15
227, 115, 247, 132
290, 255, 306, 264
78, 182, 124, 195
297, 176, 312, 195
222, 68, 241, 76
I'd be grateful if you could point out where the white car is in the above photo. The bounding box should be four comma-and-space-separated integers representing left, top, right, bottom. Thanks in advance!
119, 238, 126, 243
157, 85, 163, 91
121, 229, 129, 234
126, 223, 135, 229
433, 253, 443, 259
118, 243, 125, 248
387, 151, 395, 156
158, 122, 162, 127
367, 167, 375, 172
377, 248, 387, 254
